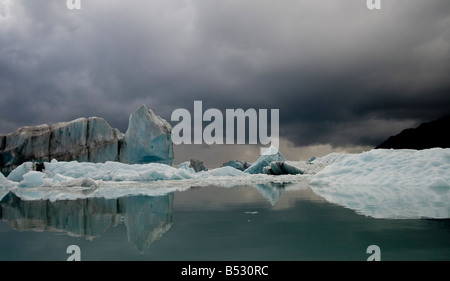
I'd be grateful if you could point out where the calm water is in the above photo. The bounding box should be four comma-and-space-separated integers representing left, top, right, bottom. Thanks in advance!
0, 182, 449, 261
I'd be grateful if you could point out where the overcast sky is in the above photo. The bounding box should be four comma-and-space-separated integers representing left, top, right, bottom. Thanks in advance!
1, 0, 449, 167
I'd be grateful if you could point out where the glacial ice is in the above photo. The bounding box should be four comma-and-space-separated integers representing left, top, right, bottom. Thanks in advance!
177, 161, 196, 173
87, 117, 123, 163
244, 146, 286, 174
221, 160, 252, 171
201, 166, 245, 177
0, 105, 173, 174
19, 171, 45, 188
309, 148, 450, 219
262, 161, 316, 175
309, 148, 450, 187
43, 160, 193, 182
120, 105, 173, 165
6, 162, 33, 182
1, 147, 449, 219
177, 159, 207, 172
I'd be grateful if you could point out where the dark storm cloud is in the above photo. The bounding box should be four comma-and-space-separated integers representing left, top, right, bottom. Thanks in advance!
1, 0, 449, 153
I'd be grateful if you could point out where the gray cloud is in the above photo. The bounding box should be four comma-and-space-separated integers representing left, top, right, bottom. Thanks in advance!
1, 0, 449, 164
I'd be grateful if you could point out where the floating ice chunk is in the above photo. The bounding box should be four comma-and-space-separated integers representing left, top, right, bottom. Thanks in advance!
7, 162, 33, 182
44, 160, 194, 182
19, 171, 45, 188
244, 146, 286, 174
203, 166, 246, 177
262, 161, 311, 175
177, 161, 195, 173
177, 159, 207, 172
221, 160, 252, 171
188, 159, 207, 172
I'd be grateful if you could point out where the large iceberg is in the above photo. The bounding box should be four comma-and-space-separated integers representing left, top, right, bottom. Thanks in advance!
310, 148, 450, 187
309, 148, 450, 219
0, 105, 173, 174
119, 105, 173, 165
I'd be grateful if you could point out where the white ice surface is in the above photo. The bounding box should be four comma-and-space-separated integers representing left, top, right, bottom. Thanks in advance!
6, 162, 33, 182
310, 148, 450, 187
309, 148, 450, 219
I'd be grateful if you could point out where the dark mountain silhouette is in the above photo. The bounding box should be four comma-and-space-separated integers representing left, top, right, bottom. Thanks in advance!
375, 114, 450, 149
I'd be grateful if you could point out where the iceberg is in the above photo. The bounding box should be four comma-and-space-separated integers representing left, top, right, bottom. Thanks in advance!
261, 158, 336, 176
120, 105, 173, 165
177, 159, 207, 172
1, 124, 52, 173
263, 161, 304, 175
221, 160, 252, 171
310, 148, 450, 187
49, 118, 90, 162
244, 146, 286, 174
86, 117, 123, 163
201, 166, 245, 177
309, 148, 450, 219
6, 162, 34, 182
189, 159, 207, 172
177, 161, 195, 173
0, 105, 173, 174
42, 160, 192, 182
19, 171, 45, 188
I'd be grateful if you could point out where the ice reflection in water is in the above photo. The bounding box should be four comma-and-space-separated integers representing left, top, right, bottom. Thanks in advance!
2, 180, 448, 261
0, 181, 291, 252
0, 192, 173, 251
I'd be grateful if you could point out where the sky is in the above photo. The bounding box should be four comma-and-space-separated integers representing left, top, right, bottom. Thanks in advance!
1, 0, 449, 167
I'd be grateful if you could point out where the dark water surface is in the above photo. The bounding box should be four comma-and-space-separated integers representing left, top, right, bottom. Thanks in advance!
0, 183, 449, 261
